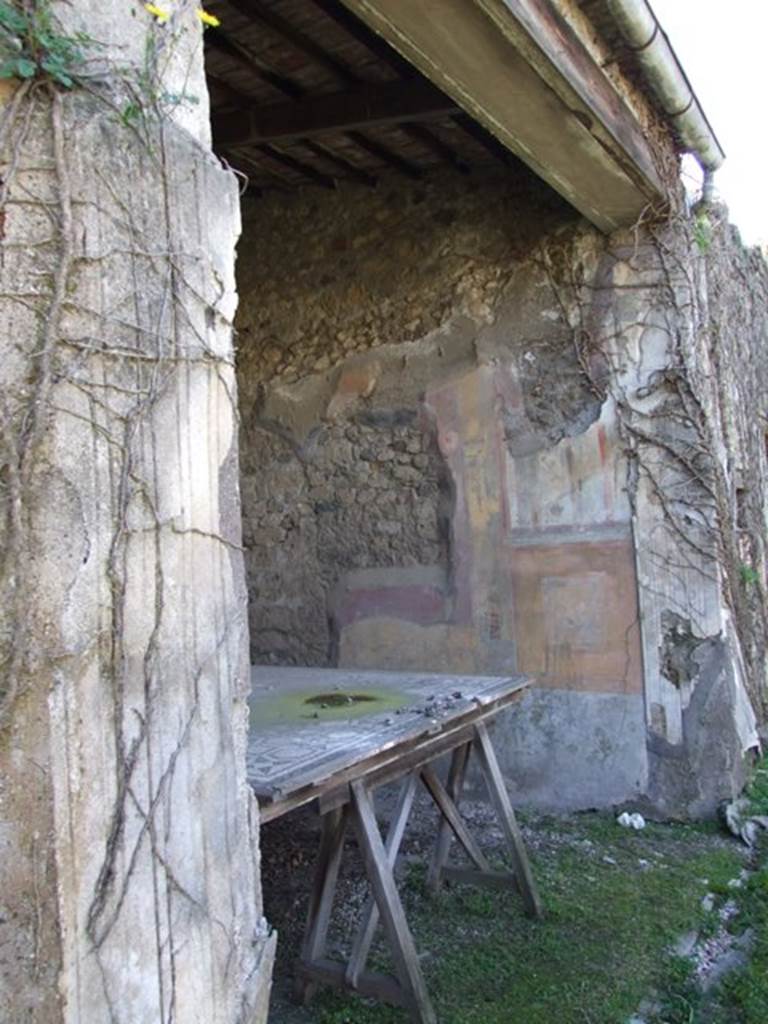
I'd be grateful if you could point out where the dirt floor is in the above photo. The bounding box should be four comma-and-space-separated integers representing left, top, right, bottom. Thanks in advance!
260, 782, 766, 1024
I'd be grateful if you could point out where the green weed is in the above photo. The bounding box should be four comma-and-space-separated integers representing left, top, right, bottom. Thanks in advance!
311, 817, 744, 1024
0, 1, 95, 87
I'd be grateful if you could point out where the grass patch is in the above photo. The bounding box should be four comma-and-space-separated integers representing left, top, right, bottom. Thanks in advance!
312, 815, 744, 1024
717, 861, 768, 1022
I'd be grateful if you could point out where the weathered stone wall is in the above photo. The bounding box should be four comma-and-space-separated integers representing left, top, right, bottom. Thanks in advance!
540, 207, 764, 817
236, 166, 580, 668
634, 209, 768, 814
235, 167, 655, 809
701, 215, 768, 722
0, 4, 273, 1021
241, 415, 450, 665
236, 168, 765, 818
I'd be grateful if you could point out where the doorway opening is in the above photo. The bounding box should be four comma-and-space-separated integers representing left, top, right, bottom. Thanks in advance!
202, 1, 573, 1015
203, 0, 571, 674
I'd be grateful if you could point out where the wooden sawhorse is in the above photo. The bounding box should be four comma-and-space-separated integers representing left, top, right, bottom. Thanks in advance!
294, 720, 541, 1024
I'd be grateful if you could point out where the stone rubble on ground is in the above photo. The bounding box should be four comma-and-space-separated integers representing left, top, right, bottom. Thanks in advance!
617, 811, 646, 830
720, 796, 768, 846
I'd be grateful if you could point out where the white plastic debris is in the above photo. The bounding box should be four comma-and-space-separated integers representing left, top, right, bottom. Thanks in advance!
617, 811, 646, 830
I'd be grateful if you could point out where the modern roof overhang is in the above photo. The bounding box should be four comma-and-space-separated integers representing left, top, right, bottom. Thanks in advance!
339, 0, 667, 232
207, 1, 715, 234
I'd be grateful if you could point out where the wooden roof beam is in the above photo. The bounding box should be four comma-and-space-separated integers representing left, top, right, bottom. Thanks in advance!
212, 80, 458, 148
338, 0, 668, 231
300, 140, 378, 187
206, 27, 304, 100
223, 0, 358, 87
346, 131, 423, 180
255, 144, 337, 190
247, 0, 473, 180
212, 2, 469, 181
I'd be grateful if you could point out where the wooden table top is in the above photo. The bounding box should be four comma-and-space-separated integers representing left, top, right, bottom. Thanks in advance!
246, 667, 529, 819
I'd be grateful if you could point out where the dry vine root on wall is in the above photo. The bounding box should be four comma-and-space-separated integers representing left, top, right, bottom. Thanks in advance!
537, 209, 768, 722
1, 3, 268, 1017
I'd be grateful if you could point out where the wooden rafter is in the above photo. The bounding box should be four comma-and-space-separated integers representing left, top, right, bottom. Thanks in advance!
453, 114, 520, 168
401, 124, 470, 175
300, 140, 378, 187
310, 0, 415, 78
206, 27, 303, 100
306, 0, 470, 177
255, 144, 337, 190
217, 0, 468, 181
212, 79, 458, 148
345, 131, 423, 180
222, 0, 357, 87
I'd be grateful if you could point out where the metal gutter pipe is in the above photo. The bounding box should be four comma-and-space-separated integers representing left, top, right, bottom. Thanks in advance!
605, 0, 725, 179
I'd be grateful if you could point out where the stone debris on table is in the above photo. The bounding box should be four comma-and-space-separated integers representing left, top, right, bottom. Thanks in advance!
405, 692, 468, 719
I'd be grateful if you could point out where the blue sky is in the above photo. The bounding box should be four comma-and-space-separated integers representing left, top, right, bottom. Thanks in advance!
651, 0, 768, 245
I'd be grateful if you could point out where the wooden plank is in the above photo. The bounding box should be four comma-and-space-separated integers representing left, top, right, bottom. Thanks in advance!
205, 27, 303, 100
212, 80, 459, 147
225, 0, 359, 86
479, 0, 664, 192
255, 691, 530, 822
442, 866, 519, 892
426, 741, 471, 892
255, 144, 336, 189
346, 773, 417, 988
301, 140, 378, 187
473, 721, 543, 919
351, 780, 437, 1024
257, 722, 480, 822
296, 805, 349, 1004
296, 957, 410, 1008
420, 764, 490, 873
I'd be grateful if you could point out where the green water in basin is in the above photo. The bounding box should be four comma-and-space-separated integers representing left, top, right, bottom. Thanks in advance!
249, 686, 413, 727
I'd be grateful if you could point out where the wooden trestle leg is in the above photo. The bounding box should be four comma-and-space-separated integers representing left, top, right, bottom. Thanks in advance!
424, 725, 542, 920
473, 721, 543, 918
295, 805, 349, 1004
294, 720, 540, 1022
346, 772, 418, 988
351, 779, 438, 1024
426, 741, 471, 893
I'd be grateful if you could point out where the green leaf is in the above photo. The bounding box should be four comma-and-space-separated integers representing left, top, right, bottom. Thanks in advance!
0, 2, 28, 35
739, 564, 760, 586
14, 56, 36, 78
121, 101, 141, 126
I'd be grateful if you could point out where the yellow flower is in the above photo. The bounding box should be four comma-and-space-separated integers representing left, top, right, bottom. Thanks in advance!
144, 3, 170, 22
196, 8, 220, 26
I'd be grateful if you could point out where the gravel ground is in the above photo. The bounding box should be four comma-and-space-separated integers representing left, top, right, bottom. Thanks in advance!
260, 792, 756, 1024
261, 790, 561, 1023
